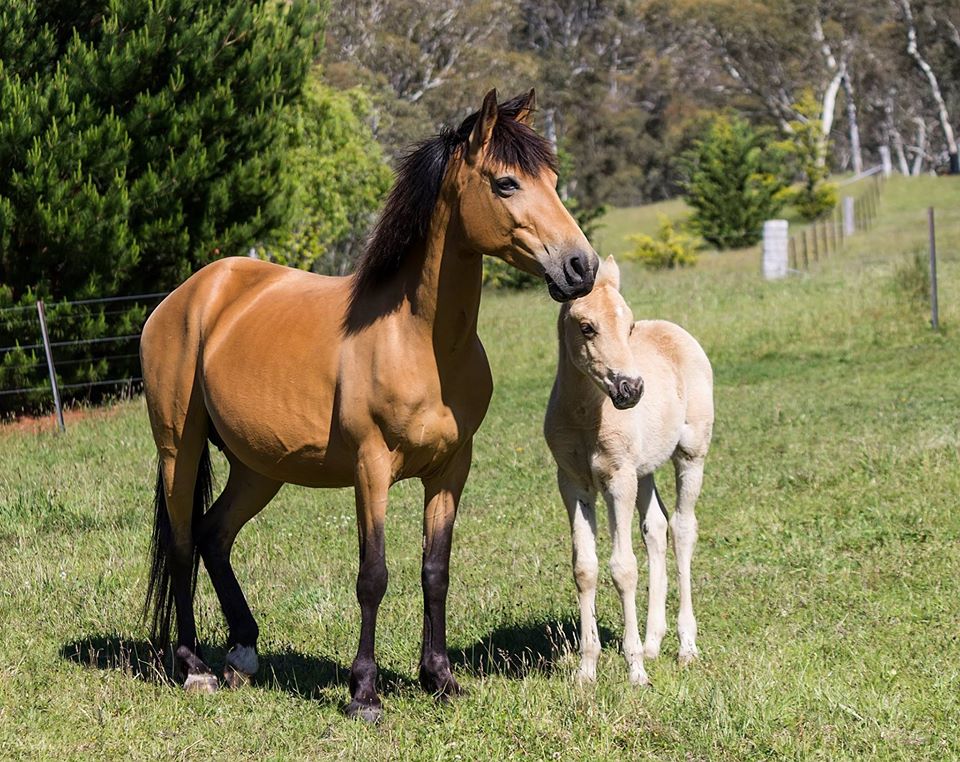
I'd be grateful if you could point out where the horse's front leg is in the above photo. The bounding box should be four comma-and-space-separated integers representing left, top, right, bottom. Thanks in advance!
558, 469, 600, 683
418, 441, 472, 699
602, 468, 650, 686
346, 443, 392, 722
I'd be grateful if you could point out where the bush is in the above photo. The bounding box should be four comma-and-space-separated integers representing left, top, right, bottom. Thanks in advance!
626, 216, 699, 270
776, 92, 838, 221
681, 116, 789, 250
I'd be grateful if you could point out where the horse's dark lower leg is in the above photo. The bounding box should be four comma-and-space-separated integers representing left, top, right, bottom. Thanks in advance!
419, 526, 460, 696
347, 537, 388, 721
419, 445, 470, 698
170, 545, 217, 692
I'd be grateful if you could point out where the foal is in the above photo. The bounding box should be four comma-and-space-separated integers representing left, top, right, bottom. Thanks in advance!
544, 256, 713, 686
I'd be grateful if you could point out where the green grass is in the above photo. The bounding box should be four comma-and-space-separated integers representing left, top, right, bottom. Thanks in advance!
2, 176, 959, 759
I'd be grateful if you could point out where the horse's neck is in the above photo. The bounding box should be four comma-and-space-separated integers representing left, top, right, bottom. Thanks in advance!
395, 202, 483, 353
555, 337, 607, 415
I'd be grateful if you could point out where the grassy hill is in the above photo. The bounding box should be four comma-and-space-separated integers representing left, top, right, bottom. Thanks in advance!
1, 176, 959, 759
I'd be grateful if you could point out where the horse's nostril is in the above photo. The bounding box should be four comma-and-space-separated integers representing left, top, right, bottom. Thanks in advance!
569, 253, 586, 279
636, 378, 644, 398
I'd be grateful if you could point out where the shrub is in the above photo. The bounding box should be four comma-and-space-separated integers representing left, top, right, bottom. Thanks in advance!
626, 216, 699, 270
681, 116, 789, 250
776, 91, 838, 221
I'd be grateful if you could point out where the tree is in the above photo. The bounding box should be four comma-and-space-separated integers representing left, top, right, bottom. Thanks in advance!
261, 79, 392, 275
682, 116, 789, 249
0, 0, 321, 413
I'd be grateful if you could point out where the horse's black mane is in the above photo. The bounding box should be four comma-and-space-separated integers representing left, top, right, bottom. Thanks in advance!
350, 93, 557, 300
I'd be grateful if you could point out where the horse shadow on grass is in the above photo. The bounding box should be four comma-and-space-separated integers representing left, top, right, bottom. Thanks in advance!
450, 617, 617, 679
59, 635, 415, 708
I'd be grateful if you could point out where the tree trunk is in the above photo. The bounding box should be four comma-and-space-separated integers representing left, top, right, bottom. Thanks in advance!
910, 118, 927, 176
841, 73, 863, 175
899, 0, 959, 173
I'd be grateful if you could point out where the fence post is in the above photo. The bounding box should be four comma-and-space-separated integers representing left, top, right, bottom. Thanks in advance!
842, 196, 856, 236
879, 146, 893, 177
762, 219, 789, 280
929, 207, 939, 331
36, 300, 65, 432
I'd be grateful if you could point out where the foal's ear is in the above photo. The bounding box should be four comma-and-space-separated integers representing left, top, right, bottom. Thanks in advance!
468, 88, 499, 164
515, 88, 536, 127
597, 255, 621, 291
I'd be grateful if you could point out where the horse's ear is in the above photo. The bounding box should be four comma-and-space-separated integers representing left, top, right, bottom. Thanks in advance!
597, 255, 621, 291
515, 88, 536, 126
468, 88, 499, 164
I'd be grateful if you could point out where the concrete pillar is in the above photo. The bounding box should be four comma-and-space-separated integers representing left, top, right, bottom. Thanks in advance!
842, 196, 856, 236
762, 219, 789, 280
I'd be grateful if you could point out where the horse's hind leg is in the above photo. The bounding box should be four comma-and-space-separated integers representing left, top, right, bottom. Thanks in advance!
672, 452, 705, 665
196, 457, 281, 688
638, 475, 668, 660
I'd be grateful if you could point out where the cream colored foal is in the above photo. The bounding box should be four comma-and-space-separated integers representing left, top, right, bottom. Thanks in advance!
544, 256, 714, 686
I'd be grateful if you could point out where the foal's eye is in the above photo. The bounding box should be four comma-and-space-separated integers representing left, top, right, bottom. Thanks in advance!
494, 176, 520, 197
579, 322, 596, 337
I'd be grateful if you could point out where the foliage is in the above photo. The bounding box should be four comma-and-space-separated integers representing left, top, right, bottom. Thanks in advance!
681, 116, 789, 249
776, 91, 839, 221
0, 0, 321, 414
626, 215, 699, 270
260, 80, 392, 275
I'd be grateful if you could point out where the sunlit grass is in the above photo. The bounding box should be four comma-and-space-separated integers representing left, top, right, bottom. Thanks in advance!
1, 175, 959, 759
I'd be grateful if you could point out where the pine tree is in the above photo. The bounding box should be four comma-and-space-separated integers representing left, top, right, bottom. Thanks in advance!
682, 116, 789, 250
0, 0, 321, 414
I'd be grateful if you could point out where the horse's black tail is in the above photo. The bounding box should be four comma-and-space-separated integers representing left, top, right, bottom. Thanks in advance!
144, 444, 213, 654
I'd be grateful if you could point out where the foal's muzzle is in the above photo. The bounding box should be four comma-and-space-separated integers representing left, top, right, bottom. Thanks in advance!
611, 376, 644, 409
545, 250, 598, 302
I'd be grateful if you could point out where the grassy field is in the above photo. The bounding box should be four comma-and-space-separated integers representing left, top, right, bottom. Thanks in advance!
2, 176, 959, 759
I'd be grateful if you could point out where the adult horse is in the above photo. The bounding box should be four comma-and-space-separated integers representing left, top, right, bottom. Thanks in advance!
140, 89, 598, 720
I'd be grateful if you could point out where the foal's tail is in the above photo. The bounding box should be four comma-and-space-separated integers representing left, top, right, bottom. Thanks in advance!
144, 444, 214, 650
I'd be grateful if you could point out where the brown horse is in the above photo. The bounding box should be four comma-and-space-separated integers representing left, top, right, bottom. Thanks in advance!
140, 89, 598, 720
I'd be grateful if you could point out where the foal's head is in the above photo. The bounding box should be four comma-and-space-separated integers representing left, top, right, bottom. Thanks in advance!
450, 89, 598, 301
561, 256, 644, 409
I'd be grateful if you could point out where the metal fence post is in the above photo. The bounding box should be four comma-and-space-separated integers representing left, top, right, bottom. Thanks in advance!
36, 300, 65, 431
929, 207, 939, 331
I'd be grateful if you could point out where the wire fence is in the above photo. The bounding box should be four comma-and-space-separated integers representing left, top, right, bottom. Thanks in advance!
0, 292, 169, 428
787, 170, 885, 272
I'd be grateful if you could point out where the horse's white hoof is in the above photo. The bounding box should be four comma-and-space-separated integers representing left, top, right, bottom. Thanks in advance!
224, 645, 258, 688
575, 665, 597, 685
644, 643, 661, 660
677, 648, 699, 667
629, 667, 652, 687
183, 672, 219, 694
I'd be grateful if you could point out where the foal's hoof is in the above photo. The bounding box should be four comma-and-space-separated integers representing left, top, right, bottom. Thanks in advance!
677, 650, 698, 667
345, 700, 383, 723
183, 672, 219, 694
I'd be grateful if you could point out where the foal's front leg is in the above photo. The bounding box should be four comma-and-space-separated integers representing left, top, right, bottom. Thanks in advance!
558, 469, 600, 683
418, 442, 472, 699
346, 444, 392, 722
602, 468, 649, 686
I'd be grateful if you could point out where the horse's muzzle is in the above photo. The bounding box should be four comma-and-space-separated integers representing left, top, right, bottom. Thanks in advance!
544, 251, 598, 302
612, 376, 644, 409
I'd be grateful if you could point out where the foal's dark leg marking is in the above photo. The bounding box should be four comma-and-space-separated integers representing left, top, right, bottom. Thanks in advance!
654, 484, 669, 520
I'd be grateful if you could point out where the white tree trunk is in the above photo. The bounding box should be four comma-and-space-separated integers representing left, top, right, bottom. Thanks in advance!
841, 73, 863, 175
900, 0, 959, 173
910, 118, 927, 176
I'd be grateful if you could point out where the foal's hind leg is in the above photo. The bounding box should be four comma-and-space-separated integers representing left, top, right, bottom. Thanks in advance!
638, 475, 669, 660
672, 452, 705, 665
197, 457, 281, 688
602, 468, 649, 686
558, 469, 600, 683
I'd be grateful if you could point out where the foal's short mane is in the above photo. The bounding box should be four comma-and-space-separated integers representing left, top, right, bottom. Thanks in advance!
350, 93, 558, 301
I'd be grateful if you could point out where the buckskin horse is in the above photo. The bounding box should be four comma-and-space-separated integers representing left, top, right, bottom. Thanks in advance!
140, 89, 599, 720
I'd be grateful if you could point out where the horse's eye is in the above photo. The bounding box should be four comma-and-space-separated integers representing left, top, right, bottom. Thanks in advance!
579, 322, 596, 337
494, 176, 520, 197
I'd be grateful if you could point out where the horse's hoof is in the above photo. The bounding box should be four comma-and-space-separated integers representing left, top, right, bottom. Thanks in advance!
643, 644, 661, 660
223, 664, 253, 689
677, 648, 699, 667
183, 672, 219, 694
345, 700, 383, 723
574, 668, 597, 686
